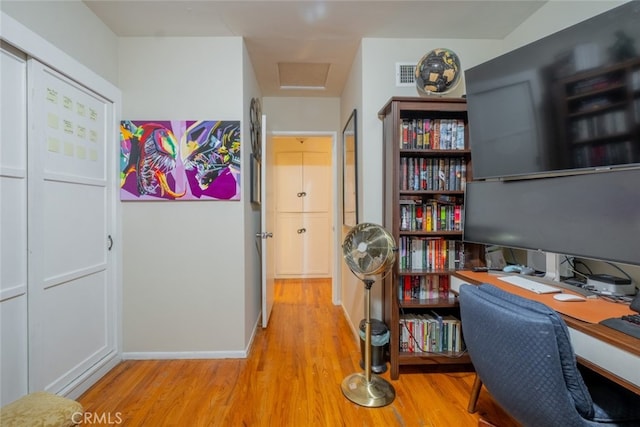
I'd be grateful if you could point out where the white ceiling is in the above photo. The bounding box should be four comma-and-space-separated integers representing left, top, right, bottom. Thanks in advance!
83, 0, 547, 97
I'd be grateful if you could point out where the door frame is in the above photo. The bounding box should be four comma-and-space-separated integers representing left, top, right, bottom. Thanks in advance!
270, 131, 341, 305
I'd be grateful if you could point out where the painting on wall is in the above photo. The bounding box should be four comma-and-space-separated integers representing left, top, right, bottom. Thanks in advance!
120, 120, 241, 201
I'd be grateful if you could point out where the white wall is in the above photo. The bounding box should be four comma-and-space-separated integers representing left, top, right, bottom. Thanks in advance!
0, 0, 119, 85
119, 37, 249, 356
263, 97, 340, 131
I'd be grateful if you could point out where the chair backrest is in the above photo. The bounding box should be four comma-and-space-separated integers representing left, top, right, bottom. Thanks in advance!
459, 284, 594, 427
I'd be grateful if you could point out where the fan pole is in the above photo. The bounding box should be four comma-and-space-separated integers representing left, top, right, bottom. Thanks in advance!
341, 279, 395, 407
364, 279, 373, 384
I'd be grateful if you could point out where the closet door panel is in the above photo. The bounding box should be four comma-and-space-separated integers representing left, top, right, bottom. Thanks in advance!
301, 152, 330, 212
0, 44, 28, 406
42, 181, 106, 283
40, 272, 108, 390
0, 179, 27, 295
0, 297, 28, 405
275, 152, 303, 212
275, 213, 302, 275
274, 213, 330, 277
301, 214, 330, 275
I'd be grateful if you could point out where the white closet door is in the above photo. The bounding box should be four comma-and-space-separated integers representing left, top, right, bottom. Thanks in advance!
275, 213, 330, 277
275, 152, 303, 212
27, 60, 116, 393
0, 44, 28, 406
301, 152, 330, 212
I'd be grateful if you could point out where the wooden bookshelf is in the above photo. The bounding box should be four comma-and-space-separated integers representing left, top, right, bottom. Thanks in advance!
378, 96, 483, 379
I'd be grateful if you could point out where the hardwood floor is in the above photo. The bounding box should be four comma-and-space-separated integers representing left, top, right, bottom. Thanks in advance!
78, 279, 518, 426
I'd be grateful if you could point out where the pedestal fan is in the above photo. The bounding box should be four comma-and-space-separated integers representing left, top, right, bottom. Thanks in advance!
341, 222, 396, 407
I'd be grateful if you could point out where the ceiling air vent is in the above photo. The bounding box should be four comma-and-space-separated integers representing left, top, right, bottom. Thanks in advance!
396, 63, 416, 87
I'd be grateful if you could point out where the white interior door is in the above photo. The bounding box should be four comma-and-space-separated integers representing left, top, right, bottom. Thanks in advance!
261, 114, 275, 327
27, 60, 116, 393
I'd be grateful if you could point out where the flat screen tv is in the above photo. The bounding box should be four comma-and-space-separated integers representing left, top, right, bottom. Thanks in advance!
465, 1, 640, 180
462, 168, 640, 267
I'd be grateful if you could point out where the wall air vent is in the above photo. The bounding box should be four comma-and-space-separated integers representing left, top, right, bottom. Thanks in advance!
396, 62, 416, 86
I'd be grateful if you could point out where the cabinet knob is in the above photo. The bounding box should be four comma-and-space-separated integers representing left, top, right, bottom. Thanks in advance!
297, 191, 307, 197
297, 228, 306, 234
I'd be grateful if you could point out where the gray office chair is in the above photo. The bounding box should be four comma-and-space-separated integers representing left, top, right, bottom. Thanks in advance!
458, 283, 640, 427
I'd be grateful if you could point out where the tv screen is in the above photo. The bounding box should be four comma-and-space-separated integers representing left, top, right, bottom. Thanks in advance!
462, 168, 640, 267
465, 1, 640, 179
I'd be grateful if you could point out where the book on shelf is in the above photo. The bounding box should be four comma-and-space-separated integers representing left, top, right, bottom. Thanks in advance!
398, 238, 464, 271
399, 275, 451, 301
399, 118, 466, 150
399, 197, 464, 232
399, 157, 466, 191
399, 311, 464, 353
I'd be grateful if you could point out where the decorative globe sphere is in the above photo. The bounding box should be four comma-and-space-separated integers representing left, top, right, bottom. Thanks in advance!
415, 48, 461, 95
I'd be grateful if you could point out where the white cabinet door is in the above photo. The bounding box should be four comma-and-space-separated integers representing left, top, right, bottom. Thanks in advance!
275, 151, 330, 213
275, 152, 303, 212
275, 213, 330, 277
301, 152, 330, 212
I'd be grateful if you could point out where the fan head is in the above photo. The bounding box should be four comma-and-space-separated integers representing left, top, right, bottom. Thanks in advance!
342, 223, 396, 281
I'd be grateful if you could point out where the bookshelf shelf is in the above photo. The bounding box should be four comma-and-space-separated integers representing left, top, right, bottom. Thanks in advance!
398, 352, 471, 365
398, 269, 457, 276
399, 297, 458, 309
379, 96, 483, 379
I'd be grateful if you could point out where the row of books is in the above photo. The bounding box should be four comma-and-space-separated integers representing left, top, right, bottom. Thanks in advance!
399, 312, 464, 353
400, 198, 463, 232
399, 157, 467, 191
400, 118, 466, 150
398, 237, 464, 271
399, 274, 451, 301
569, 109, 627, 142
569, 74, 622, 96
572, 140, 635, 168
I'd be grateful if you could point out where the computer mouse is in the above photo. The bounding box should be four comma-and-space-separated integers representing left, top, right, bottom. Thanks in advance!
519, 266, 536, 276
553, 293, 586, 302
502, 265, 522, 273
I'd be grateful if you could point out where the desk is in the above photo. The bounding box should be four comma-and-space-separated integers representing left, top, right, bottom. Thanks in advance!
452, 271, 640, 396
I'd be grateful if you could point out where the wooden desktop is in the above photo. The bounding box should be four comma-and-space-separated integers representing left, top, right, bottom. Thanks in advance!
451, 270, 640, 396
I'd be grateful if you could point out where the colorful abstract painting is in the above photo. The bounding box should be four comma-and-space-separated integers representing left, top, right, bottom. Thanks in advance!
120, 120, 241, 201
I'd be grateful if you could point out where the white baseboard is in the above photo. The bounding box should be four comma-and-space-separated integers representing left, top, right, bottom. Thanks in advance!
341, 304, 360, 344
122, 350, 247, 360
62, 352, 121, 400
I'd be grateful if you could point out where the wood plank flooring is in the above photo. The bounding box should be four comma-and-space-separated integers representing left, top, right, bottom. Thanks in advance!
78, 279, 518, 426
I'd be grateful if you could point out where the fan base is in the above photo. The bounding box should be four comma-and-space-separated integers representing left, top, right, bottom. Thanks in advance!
340, 373, 395, 407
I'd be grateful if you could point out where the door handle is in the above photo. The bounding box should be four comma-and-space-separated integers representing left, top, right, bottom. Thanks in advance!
297, 228, 306, 234
256, 232, 273, 239
107, 235, 113, 251
297, 192, 307, 197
